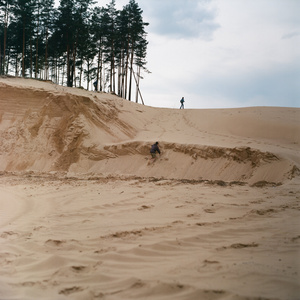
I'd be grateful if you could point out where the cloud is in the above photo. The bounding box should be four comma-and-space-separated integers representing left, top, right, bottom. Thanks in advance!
138, 0, 220, 40
188, 61, 300, 108
282, 31, 300, 40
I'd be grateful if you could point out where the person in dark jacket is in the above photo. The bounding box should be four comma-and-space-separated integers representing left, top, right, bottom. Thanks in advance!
93, 80, 98, 91
180, 97, 185, 109
150, 142, 161, 160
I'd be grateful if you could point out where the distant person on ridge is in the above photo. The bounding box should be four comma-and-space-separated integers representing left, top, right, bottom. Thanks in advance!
150, 142, 161, 162
93, 80, 98, 91
180, 97, 185, 109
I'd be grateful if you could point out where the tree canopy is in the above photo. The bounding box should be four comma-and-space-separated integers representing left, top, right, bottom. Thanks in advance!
0, 0, 149, 103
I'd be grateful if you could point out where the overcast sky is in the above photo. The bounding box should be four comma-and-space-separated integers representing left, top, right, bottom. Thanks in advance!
118, 0, 300, 109
58, 0, 300, 109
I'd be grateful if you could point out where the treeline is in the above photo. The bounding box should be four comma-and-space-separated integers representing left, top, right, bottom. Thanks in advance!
0, 0, 149, 102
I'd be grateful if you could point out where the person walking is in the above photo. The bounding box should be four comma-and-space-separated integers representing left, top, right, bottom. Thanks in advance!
180, 97, 185, 109
93, 80, 98, 91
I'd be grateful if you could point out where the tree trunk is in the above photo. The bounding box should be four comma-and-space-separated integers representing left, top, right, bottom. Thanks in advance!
117, 65, 121, 96
135, 65, 140, 103
120, 48, 126, 98
111, 40, 115, 93
128, 46, 134, 101
2, 1, 9, 75
22, 25, 26, 77
132, 67, 144, 105
0, 43, 2, 74
120, 50, 124, 98
30, 38, 33, 77
15, 53, 18, 76
79, 59, 83, 87
97, 45, 102, 91
86, 61, 90, 90
35, 2, 40, 79
44, 27, 48, 80
124, 44, 130, 99
72, 39, 77, 87
35, 37, 38, 78
66, 43, 71, 86
6, 47, 10, 74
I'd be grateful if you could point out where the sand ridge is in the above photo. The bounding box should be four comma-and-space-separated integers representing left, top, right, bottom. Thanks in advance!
0, 78, 299, 185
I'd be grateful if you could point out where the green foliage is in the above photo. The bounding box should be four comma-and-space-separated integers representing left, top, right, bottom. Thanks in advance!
0, 0, 149, 102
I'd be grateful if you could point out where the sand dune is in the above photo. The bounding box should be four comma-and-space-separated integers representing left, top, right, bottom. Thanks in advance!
0, 77, 299, 300
0, 77, 299, 184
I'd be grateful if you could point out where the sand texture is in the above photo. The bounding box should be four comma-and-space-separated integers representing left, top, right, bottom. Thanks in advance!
0, 77, 299, 300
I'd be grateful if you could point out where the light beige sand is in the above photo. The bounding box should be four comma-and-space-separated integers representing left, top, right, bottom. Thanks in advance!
0, 77, 299, 299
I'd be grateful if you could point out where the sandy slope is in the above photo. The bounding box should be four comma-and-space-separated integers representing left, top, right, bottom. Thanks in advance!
0, 77, 299, 300
0, 77, 299, 184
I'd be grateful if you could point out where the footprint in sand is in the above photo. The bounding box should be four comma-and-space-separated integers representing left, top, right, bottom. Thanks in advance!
0, 231, 19, 239
45, 239, 66, 247
71, 265, 87, 273
138, 205, 153, 210
218, 242, 259, 250
59, 286, 84, 295
204, 208, 215, 213
251, 208, 277, 216
201, 259, 222, 271
203, 259, 220, 265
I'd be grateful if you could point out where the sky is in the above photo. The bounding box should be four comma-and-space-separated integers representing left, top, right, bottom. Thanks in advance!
57, 0, 300, 109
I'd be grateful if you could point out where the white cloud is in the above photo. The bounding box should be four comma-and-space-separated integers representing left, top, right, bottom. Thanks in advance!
137, 0, 219, 40
282, 31, 300, 40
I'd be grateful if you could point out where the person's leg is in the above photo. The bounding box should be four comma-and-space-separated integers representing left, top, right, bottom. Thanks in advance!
150, 152, 157, 162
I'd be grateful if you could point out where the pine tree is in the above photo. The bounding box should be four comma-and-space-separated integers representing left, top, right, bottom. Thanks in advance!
91, 6, 105, 91
11, 0, 36, 77
55, 0, 75, 86
39, 0, 55, 80
77, 9, 97, 89
0, 0, 149, 102
54, 0, 94, 87
102, 0, 118, 93
124, 0, 148, 101
0, 0, 14, 75
116, 5, 129, 98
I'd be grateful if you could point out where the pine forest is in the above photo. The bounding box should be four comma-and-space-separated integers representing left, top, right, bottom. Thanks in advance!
0, 0, 149, 103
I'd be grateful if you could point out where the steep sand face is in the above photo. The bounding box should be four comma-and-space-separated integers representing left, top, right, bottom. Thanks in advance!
0, 77, 299, 185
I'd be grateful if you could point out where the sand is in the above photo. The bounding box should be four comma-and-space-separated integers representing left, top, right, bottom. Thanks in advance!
0, 77, 299, 300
